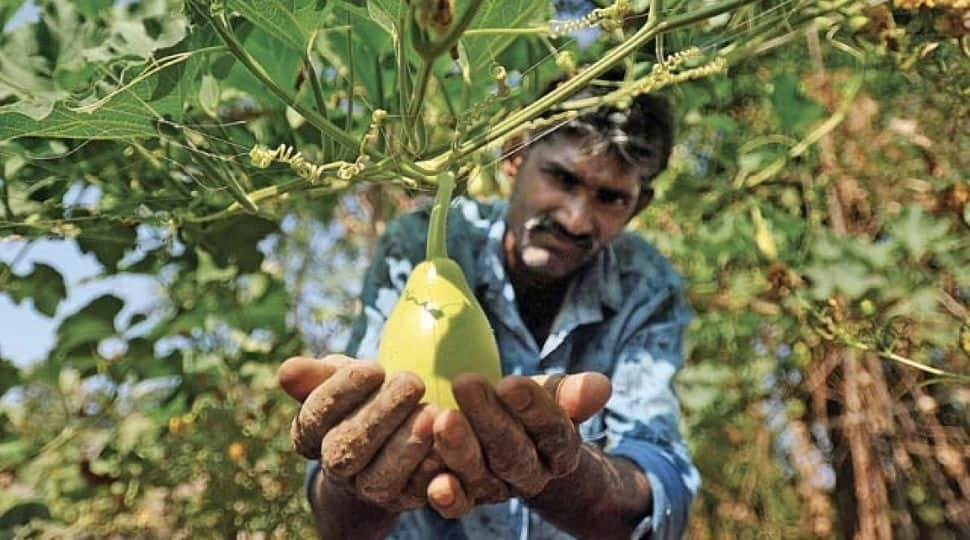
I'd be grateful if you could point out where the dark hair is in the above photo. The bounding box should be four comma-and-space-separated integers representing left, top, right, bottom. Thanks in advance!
523, 72, 675, 184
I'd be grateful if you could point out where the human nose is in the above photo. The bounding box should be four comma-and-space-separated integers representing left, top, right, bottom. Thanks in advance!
556, 192, 595, 238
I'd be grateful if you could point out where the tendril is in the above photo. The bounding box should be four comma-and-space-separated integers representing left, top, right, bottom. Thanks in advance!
248, 144, 358, 184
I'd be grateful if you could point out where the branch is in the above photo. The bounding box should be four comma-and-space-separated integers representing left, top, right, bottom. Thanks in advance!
195, 3, 364, 155
441, 0, 761, 168
408, 0, 485, 124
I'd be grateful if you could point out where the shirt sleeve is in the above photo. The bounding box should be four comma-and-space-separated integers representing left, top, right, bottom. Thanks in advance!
603, 282, 700, 540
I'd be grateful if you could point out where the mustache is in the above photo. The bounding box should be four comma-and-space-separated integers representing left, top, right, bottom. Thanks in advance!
524, 214, 594, 250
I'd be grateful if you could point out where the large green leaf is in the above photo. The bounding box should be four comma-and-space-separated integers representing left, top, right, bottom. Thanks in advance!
229, 21, 303, 98
0, 44, 204, 140
460, 0, 551, 77
228, 0, 330, 53
0, 0, 189, 123
316, 2, 394, 106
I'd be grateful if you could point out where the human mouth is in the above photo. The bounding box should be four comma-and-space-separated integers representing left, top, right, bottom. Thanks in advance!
527, 223, 592, 256
533, 229, 585, 253
524, 215, 593, 251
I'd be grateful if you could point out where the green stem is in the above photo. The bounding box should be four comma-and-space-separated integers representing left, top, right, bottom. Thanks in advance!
407, 60, 433, 126
648, 0, 662, 27
375, 55, 386, 118
0, 176, 14, 221
343, 23, 355, 159
434, 71, 457, 120
397, 12, 414, 152
462, 27, 548, 36
303, 50, 333, 161
200, 6, 363, 155
190, 147, 259, 213
187, 177, 315, 223
407, 0, 484, 130
426, 172, 456, 260
721, 0, 856, 64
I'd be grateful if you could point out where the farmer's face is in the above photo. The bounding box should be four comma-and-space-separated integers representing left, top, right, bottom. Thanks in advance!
504, 135, 652, 283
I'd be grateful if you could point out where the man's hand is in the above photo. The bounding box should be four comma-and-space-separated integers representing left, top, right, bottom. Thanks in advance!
278, 355, 439, 512
426, 372, 612, 518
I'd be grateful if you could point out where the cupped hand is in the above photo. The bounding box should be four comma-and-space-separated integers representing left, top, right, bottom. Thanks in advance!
426, 372, 612, 518
278, 355, 440, 512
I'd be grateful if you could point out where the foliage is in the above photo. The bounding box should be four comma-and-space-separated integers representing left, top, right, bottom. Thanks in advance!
0, 0, 967, 537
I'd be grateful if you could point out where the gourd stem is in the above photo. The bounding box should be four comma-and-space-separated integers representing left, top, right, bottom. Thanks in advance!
426, 172, 455, 260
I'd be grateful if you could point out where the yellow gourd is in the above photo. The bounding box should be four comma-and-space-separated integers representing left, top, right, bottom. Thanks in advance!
376, 172, 502, 409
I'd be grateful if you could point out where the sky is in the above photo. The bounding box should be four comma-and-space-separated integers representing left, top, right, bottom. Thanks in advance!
3, 0, 38, 33
0, 238, 161, 369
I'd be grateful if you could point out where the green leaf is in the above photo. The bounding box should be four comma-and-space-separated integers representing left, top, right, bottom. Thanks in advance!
225, 279, 288, 330
0, 357, 19, 395
0, 0, 189, 123
805, 261, 885, 300
0, 440, 34, 471
73, 0, 114, 20
122, 337, 181, 379
0, 262, 67, 317
76, 223, 137, 271
316, 2, 394, 105
0, 48, 203, 140
115, 413, 157, 455
184, 214, 277, 273
82, 0, 188, 61
228, 0, 330, 54
0, 501, 50, 529
460, 0, 551, 77
221, 22, 302, 107
889, 206, 951, 260
770, 72, 824, 134
366, 0, 397, 37
54, 294, 124, 357
367, 0, 406, 28
0, 10, 71, 120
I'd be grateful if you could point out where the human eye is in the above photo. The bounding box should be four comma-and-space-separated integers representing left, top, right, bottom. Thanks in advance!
597, 189, 629, 207
542, 164, 578, 189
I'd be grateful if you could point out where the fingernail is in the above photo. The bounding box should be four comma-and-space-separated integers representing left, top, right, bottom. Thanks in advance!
430, 486, 455, 507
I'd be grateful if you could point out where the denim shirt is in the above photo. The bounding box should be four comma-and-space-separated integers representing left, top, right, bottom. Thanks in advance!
311, 197, 699, 539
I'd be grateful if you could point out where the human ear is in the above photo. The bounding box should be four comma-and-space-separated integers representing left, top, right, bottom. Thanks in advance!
500, 154, 523, 181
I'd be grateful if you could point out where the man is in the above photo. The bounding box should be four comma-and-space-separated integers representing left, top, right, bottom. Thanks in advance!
279, 88, 699, 539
